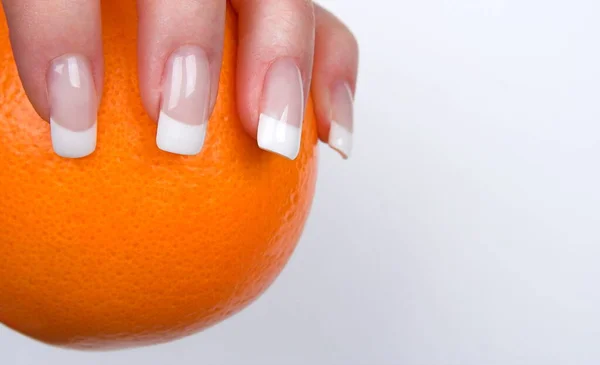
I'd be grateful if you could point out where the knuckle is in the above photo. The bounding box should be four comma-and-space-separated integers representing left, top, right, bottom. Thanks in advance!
343, 29, 359, 56
329, 24, 359, 57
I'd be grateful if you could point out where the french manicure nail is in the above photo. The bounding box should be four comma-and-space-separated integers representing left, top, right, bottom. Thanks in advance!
156, 46, 210, 156
48, 54, 98, 158
257, 58, 304, 160
328, 82, 354, 159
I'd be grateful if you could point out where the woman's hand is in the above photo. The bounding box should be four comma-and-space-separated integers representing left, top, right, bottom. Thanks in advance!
1, 0, 358, 160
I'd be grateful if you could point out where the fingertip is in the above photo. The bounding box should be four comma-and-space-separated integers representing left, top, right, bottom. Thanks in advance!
231, 0, 315, 159
136, 0, 225, 156
2, 0, 103, 158
311, 5, 358, 159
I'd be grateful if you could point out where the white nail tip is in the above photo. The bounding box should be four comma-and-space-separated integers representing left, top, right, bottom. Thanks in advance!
328, 121, 353, 158
257, 113, 301, 160
156, 111, 207, 156
50, 118, 97, 158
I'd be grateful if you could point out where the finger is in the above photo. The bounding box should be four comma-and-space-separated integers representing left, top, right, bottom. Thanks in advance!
137, 0, 226, 156
1, 0, 103, 159
231, 0, 315, 160
312, 5, 358, 159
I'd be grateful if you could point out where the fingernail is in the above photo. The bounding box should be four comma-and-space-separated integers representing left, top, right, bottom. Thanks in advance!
328, 82, 354, 159
257, 58, 304, 160
47, 54, 98, 158
156, 46, 210, 156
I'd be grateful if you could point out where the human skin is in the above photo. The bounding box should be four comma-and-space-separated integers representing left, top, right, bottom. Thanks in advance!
0, 0, 359, 160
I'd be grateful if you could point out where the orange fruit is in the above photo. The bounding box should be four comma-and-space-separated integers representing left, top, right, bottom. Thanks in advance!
0, 0, 318, 350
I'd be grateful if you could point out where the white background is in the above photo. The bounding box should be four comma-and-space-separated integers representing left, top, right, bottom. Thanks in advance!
3, 0, 600, 364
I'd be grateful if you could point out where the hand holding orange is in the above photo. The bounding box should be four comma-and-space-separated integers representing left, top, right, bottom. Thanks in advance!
0, 0, 358, 350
